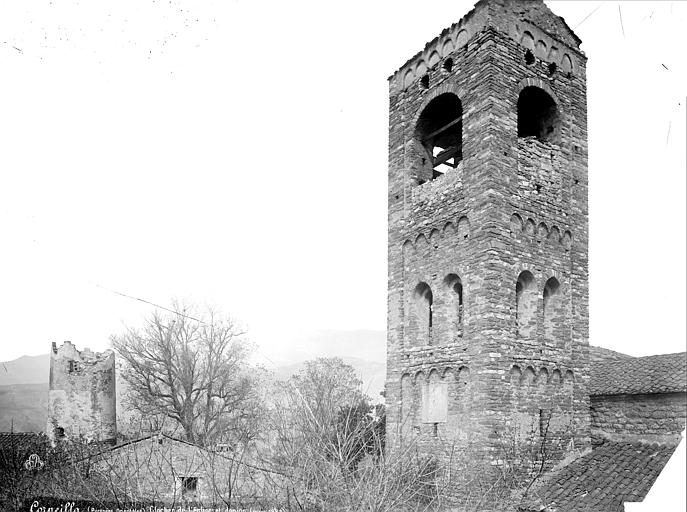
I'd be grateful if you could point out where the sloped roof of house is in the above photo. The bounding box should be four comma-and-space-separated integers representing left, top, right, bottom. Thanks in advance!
523, 440, 681, 512
0, 432, 46, 452
88, 433, 286, 476
590, 353, 687, 396
588, 345, 634, 364
81, 432, 199, 461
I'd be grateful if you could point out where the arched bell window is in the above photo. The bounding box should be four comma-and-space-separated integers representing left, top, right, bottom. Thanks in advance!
517, 86, 560, 142
413, 93, 463, 183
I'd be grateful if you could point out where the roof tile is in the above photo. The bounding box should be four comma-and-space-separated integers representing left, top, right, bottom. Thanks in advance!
525, 440, 680, 512
590, 353, 686, 396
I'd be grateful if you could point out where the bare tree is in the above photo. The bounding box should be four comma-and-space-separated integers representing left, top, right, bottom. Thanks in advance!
111, 301, 263, 446
290, 358, 367, 428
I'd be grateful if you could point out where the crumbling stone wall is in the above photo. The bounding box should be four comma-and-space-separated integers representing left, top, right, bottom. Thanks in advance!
590, 393, 687, 444
385, 0, 590, 477
47, 341, 117, 444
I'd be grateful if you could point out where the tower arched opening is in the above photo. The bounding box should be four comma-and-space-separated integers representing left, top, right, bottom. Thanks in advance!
414, 93, 463, 183
518, 86, 560, 142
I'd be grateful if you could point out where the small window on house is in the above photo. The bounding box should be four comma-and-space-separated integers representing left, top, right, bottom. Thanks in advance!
420, 74, 429, 89
181, 476, 198, 496
443, 58, 453, 72
518, 86, 560, 142
68, 360, 80, 373
414, 93, 463, 183
524, 50, 535, 65
55, 426, 65, 438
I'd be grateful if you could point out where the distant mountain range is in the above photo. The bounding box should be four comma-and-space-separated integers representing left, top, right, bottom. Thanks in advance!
0, 354, 50, 386
0, 330, 386, 433
0, 354, 50, 431
0, 383, 48, 432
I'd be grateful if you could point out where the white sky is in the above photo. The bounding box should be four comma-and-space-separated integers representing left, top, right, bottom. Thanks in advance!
0, 1, 684, 363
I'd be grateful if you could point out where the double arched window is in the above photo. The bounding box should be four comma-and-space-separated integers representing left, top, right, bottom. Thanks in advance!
410, 274, 465, 346
515, 272, 565, 342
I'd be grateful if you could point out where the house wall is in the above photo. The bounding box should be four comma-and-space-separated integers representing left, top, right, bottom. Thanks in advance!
92, 436, 278, 506
591, 392, 687, 443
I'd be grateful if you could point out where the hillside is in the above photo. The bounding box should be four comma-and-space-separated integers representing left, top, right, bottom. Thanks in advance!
0, 383, 48, 432
1, 330, 387, 432
0, 354, 49, 385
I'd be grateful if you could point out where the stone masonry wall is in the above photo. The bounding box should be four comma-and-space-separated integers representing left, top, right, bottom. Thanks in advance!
47, 341, 117, 444
590, 392, 687, 444
386, 0, 590, 477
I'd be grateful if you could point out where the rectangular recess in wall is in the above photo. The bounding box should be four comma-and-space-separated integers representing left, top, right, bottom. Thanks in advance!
422, 381, 448, 423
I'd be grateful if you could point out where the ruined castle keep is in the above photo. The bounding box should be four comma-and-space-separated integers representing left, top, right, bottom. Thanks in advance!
385, 0, 589, 467
47, 341, 117, 444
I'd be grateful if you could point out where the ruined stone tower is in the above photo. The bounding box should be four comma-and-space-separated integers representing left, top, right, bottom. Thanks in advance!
386, 0, 590, 473
47, 341, 117, 444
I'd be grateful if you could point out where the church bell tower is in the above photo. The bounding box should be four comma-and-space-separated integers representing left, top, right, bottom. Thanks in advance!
385, 0, 590, 474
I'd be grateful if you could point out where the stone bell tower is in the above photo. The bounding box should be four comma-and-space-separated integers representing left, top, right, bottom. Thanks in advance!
385, 0, 590, 476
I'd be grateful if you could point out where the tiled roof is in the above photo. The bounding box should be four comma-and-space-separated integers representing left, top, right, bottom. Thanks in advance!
0, 432, 47, 459
590, 352, 687, 396
524, 440, 680, 512
589, 345, 633, 364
